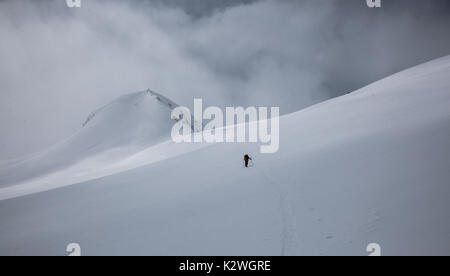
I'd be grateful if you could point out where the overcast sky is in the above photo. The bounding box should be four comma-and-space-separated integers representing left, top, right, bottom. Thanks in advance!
1, 0, 450, 159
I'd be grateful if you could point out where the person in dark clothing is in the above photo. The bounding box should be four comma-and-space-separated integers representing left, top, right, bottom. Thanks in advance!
244, 154, 252, 168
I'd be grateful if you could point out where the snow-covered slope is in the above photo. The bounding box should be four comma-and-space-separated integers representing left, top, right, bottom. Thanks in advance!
1, 56, 450, 255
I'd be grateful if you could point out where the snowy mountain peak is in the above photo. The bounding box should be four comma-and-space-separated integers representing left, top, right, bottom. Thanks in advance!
0, 89, 190, 186
81, 89, 202, 132
146, 89, 179, 110
82, 89, 178, 128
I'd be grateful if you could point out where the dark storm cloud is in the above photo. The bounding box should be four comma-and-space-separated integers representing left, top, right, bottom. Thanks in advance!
1, 0, 450, 159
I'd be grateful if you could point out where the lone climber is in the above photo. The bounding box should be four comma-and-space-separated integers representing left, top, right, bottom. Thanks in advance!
244, 154, 252, 168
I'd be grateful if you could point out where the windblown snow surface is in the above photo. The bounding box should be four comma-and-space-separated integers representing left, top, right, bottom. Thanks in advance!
1, 56, 450, 255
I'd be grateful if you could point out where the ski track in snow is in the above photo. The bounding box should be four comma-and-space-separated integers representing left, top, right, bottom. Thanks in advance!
256, 166, 289, 256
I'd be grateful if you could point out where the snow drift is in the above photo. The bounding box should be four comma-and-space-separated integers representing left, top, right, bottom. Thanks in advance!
1, 56, 450, 255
